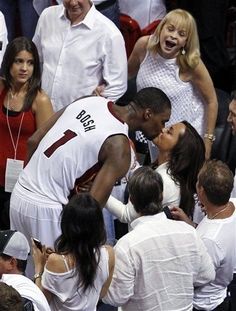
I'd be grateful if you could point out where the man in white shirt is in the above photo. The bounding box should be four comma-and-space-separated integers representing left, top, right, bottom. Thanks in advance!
172, 160, 236, 311
103, 166, 215, 311
0, 230, 50, 311
33, 0, 127, 111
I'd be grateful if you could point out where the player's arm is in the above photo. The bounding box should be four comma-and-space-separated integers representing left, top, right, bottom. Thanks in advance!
90, 134, 131, 207
26, 107, 66, 163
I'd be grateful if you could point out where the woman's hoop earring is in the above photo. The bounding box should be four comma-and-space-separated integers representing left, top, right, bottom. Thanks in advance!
181, 47, 186, 55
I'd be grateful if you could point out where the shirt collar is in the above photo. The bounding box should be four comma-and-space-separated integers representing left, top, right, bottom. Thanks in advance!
59, 3, 96, 30
131, 212, 167, 230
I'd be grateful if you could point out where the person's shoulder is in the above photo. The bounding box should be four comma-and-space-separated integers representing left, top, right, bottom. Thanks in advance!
35, 90, 50, 104
40, 3, 62, 19
133, 35, 149, 52
94, 10, 122, 35
46, 253, 70, 273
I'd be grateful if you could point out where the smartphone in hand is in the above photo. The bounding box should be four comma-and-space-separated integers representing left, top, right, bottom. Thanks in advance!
33, 238, 43, 252
163, 206, 173, 220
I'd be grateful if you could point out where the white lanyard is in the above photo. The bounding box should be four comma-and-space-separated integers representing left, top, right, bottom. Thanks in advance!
6, 94, 25, 160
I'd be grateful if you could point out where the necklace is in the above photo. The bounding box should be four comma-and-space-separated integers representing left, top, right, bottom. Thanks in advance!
6, 92, 25, 159
209, 203, 229, 220
7, 89, 22, 111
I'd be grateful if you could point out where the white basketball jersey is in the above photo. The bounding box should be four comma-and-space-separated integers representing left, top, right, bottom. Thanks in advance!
18, 96, 129, 204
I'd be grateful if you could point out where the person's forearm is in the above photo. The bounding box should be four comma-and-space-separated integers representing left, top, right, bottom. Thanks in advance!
106, 196, 138, 223
204, 99, 218, 159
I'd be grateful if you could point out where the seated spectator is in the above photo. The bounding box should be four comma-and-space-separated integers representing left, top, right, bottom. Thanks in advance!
0, 230, 50, 311
103, 166, 215, 311
0, 11, 7, 67
0, 282, 23, 311
32, 193, 114, 311
172, 160, 236, 311
105, 121, 205, 223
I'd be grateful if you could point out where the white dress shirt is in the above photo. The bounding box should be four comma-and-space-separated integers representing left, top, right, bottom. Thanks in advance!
33, 4, 127, 111
1, 274, 50, 311
0, 11, 8, 67
103, 213, 215, 311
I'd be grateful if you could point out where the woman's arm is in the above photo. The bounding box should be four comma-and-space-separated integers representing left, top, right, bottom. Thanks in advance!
106, 196, 139, 224
32, 239, 53, 303
190, 60, 218, 159
32, 91, 54, 129
128, 36, 149, 79
100, 245, 115, 298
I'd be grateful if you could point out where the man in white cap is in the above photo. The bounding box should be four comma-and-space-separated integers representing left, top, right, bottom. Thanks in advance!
0, 230, 50, 311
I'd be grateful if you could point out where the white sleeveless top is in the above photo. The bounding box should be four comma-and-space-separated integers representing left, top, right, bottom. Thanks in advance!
136, 51, 206, 136
18, 96, 129, 204
42, 246, 109, 311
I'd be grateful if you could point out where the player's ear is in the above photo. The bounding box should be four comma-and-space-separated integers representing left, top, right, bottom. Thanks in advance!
143, 108, 152, 121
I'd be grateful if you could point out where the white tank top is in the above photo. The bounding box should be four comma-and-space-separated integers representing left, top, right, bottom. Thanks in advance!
136, 51, 206, 135
19, 96, 129, 204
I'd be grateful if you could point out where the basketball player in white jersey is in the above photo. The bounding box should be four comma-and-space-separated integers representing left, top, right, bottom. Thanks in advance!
10, 87, 171, 258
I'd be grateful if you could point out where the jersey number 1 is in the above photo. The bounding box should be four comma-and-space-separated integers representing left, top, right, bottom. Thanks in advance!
44, 130, 77, 158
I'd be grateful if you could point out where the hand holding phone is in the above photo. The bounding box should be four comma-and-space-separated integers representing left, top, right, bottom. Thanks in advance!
33, 238, 43, 252
163, 206, 173, 220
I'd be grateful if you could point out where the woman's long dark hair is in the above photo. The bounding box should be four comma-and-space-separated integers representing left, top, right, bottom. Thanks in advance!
1, 36, 41, 111
55, 193, 106, 292
167, 121, 205, 217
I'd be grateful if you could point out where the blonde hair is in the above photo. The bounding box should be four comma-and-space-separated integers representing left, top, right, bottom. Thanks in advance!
148, 9, 200, 71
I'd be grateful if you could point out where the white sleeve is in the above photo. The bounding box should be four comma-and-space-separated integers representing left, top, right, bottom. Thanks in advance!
105, 196, 139, 223
193, 233, 216, 287
102, 242, 135, 306
101, 32, 127, 102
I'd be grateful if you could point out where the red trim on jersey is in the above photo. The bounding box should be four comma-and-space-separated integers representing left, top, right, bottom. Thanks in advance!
72, 162, 102, 196
107, 101, 124, 123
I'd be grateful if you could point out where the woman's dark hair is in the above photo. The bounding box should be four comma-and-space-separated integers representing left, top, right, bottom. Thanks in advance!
167, 121, 205, 217
1, 36, 41, 111
129, 166, 163, 215
55, 193, 106, 292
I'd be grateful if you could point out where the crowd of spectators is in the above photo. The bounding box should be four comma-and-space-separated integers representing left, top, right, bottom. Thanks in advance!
0, 1, 236, 310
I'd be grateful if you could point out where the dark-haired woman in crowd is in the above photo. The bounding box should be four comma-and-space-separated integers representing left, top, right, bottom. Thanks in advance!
106, 120, 205, 222
32, 193, 115, 311
0, 36, 53, 229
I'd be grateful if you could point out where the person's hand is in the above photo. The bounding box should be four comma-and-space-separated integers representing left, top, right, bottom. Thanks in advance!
31, 238, 47, 273
75, 174, 96, 193
45, 247, 55, 260
171, 206, 194, 227
93, 84, 106, 97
